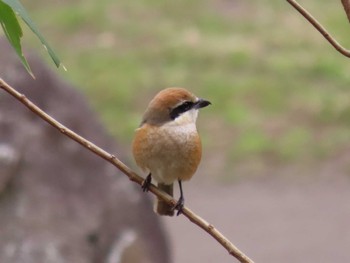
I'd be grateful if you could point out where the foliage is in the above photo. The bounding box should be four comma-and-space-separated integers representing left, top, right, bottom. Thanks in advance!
0, 0, 62, 76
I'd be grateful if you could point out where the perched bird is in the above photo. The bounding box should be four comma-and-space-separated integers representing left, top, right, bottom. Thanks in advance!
132, 87, 210, 216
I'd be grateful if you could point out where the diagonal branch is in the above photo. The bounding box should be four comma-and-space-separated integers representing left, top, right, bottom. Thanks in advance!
0, 78, 254, 263
286, 0, 350, 58
341, 0, 350, 23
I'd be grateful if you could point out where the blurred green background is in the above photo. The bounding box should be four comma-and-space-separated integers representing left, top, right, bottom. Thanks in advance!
20, 0, 350, 179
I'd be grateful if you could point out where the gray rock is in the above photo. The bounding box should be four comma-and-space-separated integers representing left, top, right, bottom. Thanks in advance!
0, 38, 171, 263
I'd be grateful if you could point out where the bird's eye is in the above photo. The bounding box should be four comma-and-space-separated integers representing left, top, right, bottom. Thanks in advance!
169, 101, 194, 120
181, 101, 193, 111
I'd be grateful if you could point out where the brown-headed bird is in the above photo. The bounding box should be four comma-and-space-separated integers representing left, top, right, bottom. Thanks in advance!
132, 88, 210, 216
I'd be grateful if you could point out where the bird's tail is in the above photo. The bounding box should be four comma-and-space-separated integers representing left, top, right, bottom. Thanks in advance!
155, 183, 174, 216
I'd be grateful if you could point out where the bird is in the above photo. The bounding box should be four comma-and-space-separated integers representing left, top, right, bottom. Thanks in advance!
132, 87, 211, 216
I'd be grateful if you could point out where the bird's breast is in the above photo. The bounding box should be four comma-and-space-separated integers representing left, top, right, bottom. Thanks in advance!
132, 123, 202, 184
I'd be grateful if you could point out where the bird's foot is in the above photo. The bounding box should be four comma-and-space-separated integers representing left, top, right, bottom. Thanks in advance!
141, 174, 152, 192
174, 196, 184, 216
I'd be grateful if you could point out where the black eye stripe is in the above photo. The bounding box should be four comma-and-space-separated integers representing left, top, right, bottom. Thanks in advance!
169, 101, 194, 120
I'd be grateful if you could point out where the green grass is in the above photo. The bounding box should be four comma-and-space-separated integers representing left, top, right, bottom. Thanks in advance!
20, 0, 350, 178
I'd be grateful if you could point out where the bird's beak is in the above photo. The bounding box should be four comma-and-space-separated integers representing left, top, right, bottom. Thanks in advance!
194, 98, 211, 109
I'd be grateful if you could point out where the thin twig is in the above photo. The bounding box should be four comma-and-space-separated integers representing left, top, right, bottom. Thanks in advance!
0, 78, 254, 263
286, 0, 350, 58
341, 0, 350, 23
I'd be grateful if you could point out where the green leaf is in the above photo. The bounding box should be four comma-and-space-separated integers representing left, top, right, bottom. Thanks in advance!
0, 1, 33, 76
2, 0, 63, 69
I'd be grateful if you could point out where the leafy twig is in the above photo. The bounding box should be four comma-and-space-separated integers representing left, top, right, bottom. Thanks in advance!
2, 0, 63, 69
286, 0, 350, 58
0, 78, 254, 263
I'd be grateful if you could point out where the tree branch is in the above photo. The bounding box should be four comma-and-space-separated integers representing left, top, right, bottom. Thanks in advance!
0, 78, 254, 263
341, 0, 350, 23
286, 0, 350, 58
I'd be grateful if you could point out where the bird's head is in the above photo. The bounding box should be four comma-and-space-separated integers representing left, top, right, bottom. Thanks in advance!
140, 87, 211, 126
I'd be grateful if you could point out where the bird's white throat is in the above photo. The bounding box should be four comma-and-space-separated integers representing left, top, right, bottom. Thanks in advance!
172, 108, 198, 126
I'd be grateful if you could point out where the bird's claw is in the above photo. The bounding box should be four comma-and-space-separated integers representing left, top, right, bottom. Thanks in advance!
141, 174, 152, 192
173, 196, 184, 216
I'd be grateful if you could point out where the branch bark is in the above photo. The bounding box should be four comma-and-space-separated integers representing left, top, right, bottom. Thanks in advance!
0, 78, 254, 263
341, 0, 350, 23
286, 0, 350, 58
